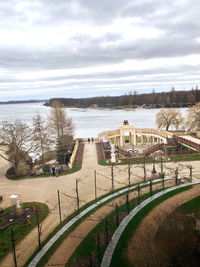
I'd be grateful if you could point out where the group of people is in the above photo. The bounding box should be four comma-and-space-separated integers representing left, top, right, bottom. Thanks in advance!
88, 137, 94, 143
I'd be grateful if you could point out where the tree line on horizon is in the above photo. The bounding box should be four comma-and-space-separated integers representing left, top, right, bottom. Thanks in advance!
46, 87, 200, 108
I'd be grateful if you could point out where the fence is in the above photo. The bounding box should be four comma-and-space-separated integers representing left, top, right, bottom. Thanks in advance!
143, 143, 164, 156
116, 146, 132, 158
175, 135, 200, 150
165, 150, 197, 156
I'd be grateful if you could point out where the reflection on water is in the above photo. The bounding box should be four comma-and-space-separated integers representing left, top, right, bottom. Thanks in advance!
0, 102, 186, 138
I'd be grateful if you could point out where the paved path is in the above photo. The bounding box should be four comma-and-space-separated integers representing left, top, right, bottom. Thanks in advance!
1, 142, 200, 266
29, 178, 171, 267
82, 141, 98, 167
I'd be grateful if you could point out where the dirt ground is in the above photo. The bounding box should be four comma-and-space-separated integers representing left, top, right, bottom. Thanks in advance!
45, 181, 174, 267
126, 184, 200, 266
0, 142, 200, 267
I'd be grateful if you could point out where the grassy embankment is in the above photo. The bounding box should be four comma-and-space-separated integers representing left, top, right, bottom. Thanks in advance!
12, 161, 82, 180
66, 185, 192, 267
24, 180, 165, 266
110, 185, 193, 267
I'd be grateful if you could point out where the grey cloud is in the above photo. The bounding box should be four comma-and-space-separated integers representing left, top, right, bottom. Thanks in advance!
99, 33, 122, 42
31, 0, 130, 26
0, 67, 199, 92
0, 63, 199, 86
0, 1, 30, 28
16, 64, 200, 83
0, 0, 200, 100
121, 0, 159, 18
0, 31, 199, 71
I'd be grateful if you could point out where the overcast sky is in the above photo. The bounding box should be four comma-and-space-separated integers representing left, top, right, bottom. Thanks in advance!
0, 0, 200, 100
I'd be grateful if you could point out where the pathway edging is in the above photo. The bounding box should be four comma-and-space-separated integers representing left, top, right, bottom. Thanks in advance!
28, 177, 171, 267
101, 181, 200, 267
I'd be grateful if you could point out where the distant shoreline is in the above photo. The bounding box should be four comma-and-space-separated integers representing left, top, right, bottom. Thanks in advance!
0, 100, 46, 105
47, 105, 189, 111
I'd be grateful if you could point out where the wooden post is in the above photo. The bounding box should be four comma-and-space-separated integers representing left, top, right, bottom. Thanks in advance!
175, 168, 178, 185
115, 203, 119, 228
97, 233, 101, 267
189, 166, 192, 182
94, 170, 97, 199
35, 203, 41, 250
105, 215, 108, 245
57, 189, 62, 223
89, 255, 93, 267
160, 154, 164, 178
162, 174, 165, 190
137, 184, 140, 205
150, 178, 153, 196
128, 161, 131, 187
111, 164, 114, 191
126, 193, 130, 214
76, 179, 80, 213
143, 157, 146, 182
11, 227, 17, 267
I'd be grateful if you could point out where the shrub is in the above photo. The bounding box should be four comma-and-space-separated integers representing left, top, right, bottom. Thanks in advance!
42, 164, 51, 173
6, 167, 16, 179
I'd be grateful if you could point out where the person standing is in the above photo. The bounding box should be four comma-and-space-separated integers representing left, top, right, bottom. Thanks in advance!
52, 165, 56, 176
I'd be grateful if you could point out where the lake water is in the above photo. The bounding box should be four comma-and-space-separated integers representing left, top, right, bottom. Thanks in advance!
0, 102, 185, 138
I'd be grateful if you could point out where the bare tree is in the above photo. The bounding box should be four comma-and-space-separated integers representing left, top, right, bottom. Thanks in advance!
186, 106, 200, 130
32, 113, 52, 164
0, 120, 36, 176
48, 100, 74, 164
156, 108, 183, 131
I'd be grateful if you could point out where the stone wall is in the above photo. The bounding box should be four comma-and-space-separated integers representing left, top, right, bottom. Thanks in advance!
68, 140, 79, 169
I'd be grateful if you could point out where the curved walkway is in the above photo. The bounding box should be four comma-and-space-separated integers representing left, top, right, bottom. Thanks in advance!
0, 142, 101, 267
1, 141, 200, 266
101, 181, 200, 267
28, 178, 171, 267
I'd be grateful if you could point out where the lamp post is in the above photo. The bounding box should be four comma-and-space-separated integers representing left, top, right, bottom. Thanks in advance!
152, 156, 157, 174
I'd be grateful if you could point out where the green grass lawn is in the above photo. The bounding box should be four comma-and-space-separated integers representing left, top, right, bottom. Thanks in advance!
152, 195, 200, 267
0, 202, 49, 262
110, 185, 192, 267
25, 180, 163, 267
66, 185, 192, 267
156, 194, 200, 240
8, 161, 82, 180
178, 195, 200, 217
98, 153, 200, 166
